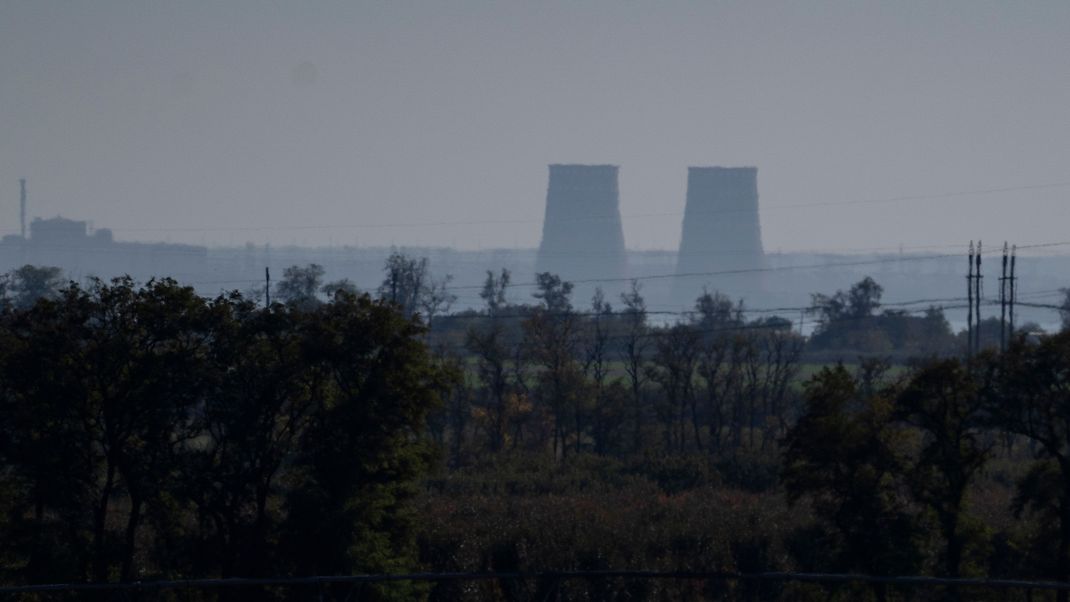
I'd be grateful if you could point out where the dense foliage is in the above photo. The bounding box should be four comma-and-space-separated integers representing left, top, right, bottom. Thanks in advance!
0, 277, 450, 600
3, 260, 1070, 602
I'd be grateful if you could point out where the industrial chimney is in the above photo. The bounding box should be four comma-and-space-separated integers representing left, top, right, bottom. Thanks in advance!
674, 166, 765, 303
536, 164, 627, 284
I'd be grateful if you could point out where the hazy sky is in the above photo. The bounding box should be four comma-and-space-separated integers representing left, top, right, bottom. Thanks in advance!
2, 1, 1068, 251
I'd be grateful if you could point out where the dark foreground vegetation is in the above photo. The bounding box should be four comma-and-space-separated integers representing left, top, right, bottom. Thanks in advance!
3, 257, 1070, 601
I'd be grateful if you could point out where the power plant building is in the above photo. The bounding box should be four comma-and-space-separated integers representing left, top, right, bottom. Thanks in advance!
0, 216, 208, 284
536, 164, 627, 284
674, 166, 765, 303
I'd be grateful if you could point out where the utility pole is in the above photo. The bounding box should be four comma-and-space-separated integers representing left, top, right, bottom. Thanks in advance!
1000, 242, 1008, 352
265, 267, 271, 306
1009, 245, 1017, 337
967, 241, 974, 357
974, 240, 983, 355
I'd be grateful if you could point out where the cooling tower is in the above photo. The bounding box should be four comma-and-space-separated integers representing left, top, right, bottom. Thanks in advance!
535, 164, 627, 283
674, 166, 765, 303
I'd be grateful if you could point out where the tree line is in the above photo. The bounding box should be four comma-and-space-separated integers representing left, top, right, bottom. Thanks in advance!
0, 275, 450, 598
4, 255, 1070, 601
259, 258, 1070, 596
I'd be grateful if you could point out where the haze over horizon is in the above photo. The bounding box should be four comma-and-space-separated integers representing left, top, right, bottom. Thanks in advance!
2, 1, 1068, 252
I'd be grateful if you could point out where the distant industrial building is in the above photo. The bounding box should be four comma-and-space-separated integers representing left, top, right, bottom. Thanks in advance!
674, 166, 766, 304
0, 215, 208, 284
535, 164, 627, 284
10, 171, 1065, 331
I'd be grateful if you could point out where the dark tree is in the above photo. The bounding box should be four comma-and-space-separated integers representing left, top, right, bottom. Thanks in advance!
525, 272, 582, 457
648, 323, 701, 453
987, 332, 1070, 597
847, 276, 883, 318
753, 327, 804, 448
782, 366, 922, 579
321, 278, 359, 298
466, 271, 523, 453
0, 279, 449, 592
810, 276, 883, 326
283, 293, 453, 599
896, 359, 991, 580
480, 268, 510, 313
8, 265, 65, 310
379, 252, 428, 317
0, 278, 212, 582
619, 280, 650, 454
188, 298, 320, 578
582, 288, 615, 454
532, 272, 573, 314
275, 263, 325, 309
378, 252, 454, 327
692, 289, 743, 334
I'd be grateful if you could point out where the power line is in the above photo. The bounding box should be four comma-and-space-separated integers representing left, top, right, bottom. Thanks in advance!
48, 239, 1068, 300
12, 181, 1070, 234
425, 302, 1005, 357
432, 295, 973, 323
450, 241, 1070, 291
173, 241, 1070, 294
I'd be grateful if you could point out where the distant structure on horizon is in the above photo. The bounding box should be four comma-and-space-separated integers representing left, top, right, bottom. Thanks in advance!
674, 166, 765, 303
536, 164, 627, 284
0, 215, 208, 284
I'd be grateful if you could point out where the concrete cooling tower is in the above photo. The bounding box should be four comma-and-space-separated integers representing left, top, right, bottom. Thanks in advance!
536, 164, 627, 283
674, 166, 765, 304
